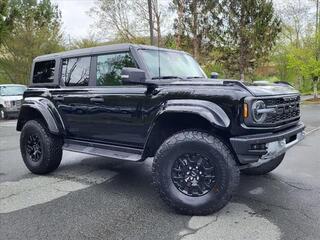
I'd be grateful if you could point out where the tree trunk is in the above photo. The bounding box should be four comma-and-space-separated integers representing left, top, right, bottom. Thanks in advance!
192, 36, 201, 60
239, 1, 246, 81
240, 73, 245, 81
153, 0, 161, 47
191, 1, 200, 60
148, 0, 155, 46
314, 78, 319, 99
176, 0, 184, 49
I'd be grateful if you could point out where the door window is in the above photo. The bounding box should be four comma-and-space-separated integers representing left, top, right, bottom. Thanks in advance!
96, 52, 136, 86
62, 57, 91, 86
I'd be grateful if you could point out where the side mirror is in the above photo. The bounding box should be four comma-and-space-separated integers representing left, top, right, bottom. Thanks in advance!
121, 68, 146, 84
211, 72, 219, 79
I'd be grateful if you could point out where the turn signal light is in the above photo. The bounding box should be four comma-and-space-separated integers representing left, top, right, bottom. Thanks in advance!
243, 103, 249, 118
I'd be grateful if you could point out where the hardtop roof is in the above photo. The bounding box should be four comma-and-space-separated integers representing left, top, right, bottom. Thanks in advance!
33, 44, 185, 62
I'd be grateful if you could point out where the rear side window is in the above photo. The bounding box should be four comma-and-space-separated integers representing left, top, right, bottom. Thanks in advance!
61, 57, 91, 86
33, 60, 56, 84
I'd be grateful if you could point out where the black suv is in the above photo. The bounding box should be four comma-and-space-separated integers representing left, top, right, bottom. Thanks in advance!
17, 44, 305, 215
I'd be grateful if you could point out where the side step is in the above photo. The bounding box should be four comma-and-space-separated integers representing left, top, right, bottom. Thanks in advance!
63, 139, 143, 162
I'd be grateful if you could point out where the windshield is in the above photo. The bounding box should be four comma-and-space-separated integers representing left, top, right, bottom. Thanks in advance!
139, 50, 206, 79
0, 86, 26, 96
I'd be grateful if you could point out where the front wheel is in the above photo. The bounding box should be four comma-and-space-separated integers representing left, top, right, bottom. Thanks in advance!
152, 131, 239, 215
241, 154, 285, 175
20, 120, 63, 174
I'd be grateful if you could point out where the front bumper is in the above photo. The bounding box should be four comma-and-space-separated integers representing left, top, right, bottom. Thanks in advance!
230, 123, 305, 165
3, 107, 20, 117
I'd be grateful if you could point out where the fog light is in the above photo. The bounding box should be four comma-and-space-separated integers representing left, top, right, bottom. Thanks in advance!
251, 143, 266, 150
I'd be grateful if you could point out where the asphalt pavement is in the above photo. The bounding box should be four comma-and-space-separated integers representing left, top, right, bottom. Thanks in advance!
0, 104, 320, 240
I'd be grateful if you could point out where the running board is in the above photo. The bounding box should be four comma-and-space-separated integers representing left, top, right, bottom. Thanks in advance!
63, 139, 143, 162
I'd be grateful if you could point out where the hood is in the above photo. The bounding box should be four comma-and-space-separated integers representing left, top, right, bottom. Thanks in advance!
157, 79, 299, 97
0, 95, 23, 102
244, 83, 299, 96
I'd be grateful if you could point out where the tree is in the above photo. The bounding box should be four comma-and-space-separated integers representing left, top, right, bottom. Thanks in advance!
287, 39, 320, 98
0, 0, 9, 43
90, 0, 147, 42
215, 0, 281, 80
90, 0, 167, 46
275, 0, 313, 47
0, 0, 63, 84
171, 0, 223, 61
69, 36, 101, 50
134, 0, 166, 46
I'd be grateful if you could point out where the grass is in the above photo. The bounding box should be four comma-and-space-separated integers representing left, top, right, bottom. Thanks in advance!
304, 97, 320, 104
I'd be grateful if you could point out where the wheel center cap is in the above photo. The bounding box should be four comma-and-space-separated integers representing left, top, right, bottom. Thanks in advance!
191, 171, 197, 177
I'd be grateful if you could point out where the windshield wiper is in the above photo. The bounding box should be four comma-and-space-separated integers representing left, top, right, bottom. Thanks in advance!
152, 76, 183, 80
186, 76, 203, 79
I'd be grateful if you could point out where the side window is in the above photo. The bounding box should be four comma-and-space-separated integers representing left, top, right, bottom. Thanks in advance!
33, 60, 55, 83
96, 52, 136, 86
61, 57, 91, 86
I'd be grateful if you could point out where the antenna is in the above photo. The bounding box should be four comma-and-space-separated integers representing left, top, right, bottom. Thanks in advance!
156, 0, 161, 78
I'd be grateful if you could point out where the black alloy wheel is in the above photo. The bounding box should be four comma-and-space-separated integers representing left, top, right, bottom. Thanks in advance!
26, 135, 42, 162
171, 153, 218, 197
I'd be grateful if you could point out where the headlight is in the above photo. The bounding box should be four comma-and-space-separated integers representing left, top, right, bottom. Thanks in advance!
252, 100, 267, 123
4, 101, 11, 108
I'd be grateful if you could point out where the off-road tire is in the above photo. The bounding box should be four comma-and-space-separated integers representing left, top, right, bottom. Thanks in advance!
152, 130, 239, 215
241, 154, 285, 175
20, 120, 63, 174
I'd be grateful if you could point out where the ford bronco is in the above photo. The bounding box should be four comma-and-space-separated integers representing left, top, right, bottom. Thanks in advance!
17, 44, 305, 215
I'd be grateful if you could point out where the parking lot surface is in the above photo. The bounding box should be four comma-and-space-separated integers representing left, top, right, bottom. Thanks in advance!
1, 104, 320, 240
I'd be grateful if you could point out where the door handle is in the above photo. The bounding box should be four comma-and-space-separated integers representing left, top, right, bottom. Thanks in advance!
90, 97, 104, 103
53, 95, 64, 101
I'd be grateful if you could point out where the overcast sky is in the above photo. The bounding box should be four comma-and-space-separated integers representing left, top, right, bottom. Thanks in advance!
51, 0, 96, 40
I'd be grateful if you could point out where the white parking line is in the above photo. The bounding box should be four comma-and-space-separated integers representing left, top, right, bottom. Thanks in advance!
0, 169, 117, 214
306, 127, 320, 136
0, 121, 17, 128
179, 203, 281, 240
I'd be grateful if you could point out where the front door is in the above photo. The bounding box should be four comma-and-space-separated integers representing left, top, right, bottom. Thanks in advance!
86, 52, 148, 147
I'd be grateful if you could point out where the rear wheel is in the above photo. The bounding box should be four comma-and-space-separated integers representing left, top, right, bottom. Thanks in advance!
20, 120, 63, 174
152, 131, 239, 215
241, 154, 285, 175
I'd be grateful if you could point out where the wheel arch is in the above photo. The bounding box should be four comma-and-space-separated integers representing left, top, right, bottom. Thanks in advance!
142, 100, 231, 159
17, 97, 65, 135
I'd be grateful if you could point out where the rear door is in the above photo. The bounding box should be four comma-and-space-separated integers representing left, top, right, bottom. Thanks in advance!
51, 56, 93, 138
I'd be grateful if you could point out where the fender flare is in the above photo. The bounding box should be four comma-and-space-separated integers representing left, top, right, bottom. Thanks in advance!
156, 99, 230, 128
141, 99, 230, 159
17, 97, 65, 135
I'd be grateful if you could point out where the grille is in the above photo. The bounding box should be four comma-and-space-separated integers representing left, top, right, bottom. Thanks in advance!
264, 95, 300, 125
11, 100, 22, 108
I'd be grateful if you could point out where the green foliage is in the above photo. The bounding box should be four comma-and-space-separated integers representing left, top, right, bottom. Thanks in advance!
0, 0, 63, 85
69, 38, 101, 49
213, 0, 281, 80
0, 0, 16, 44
